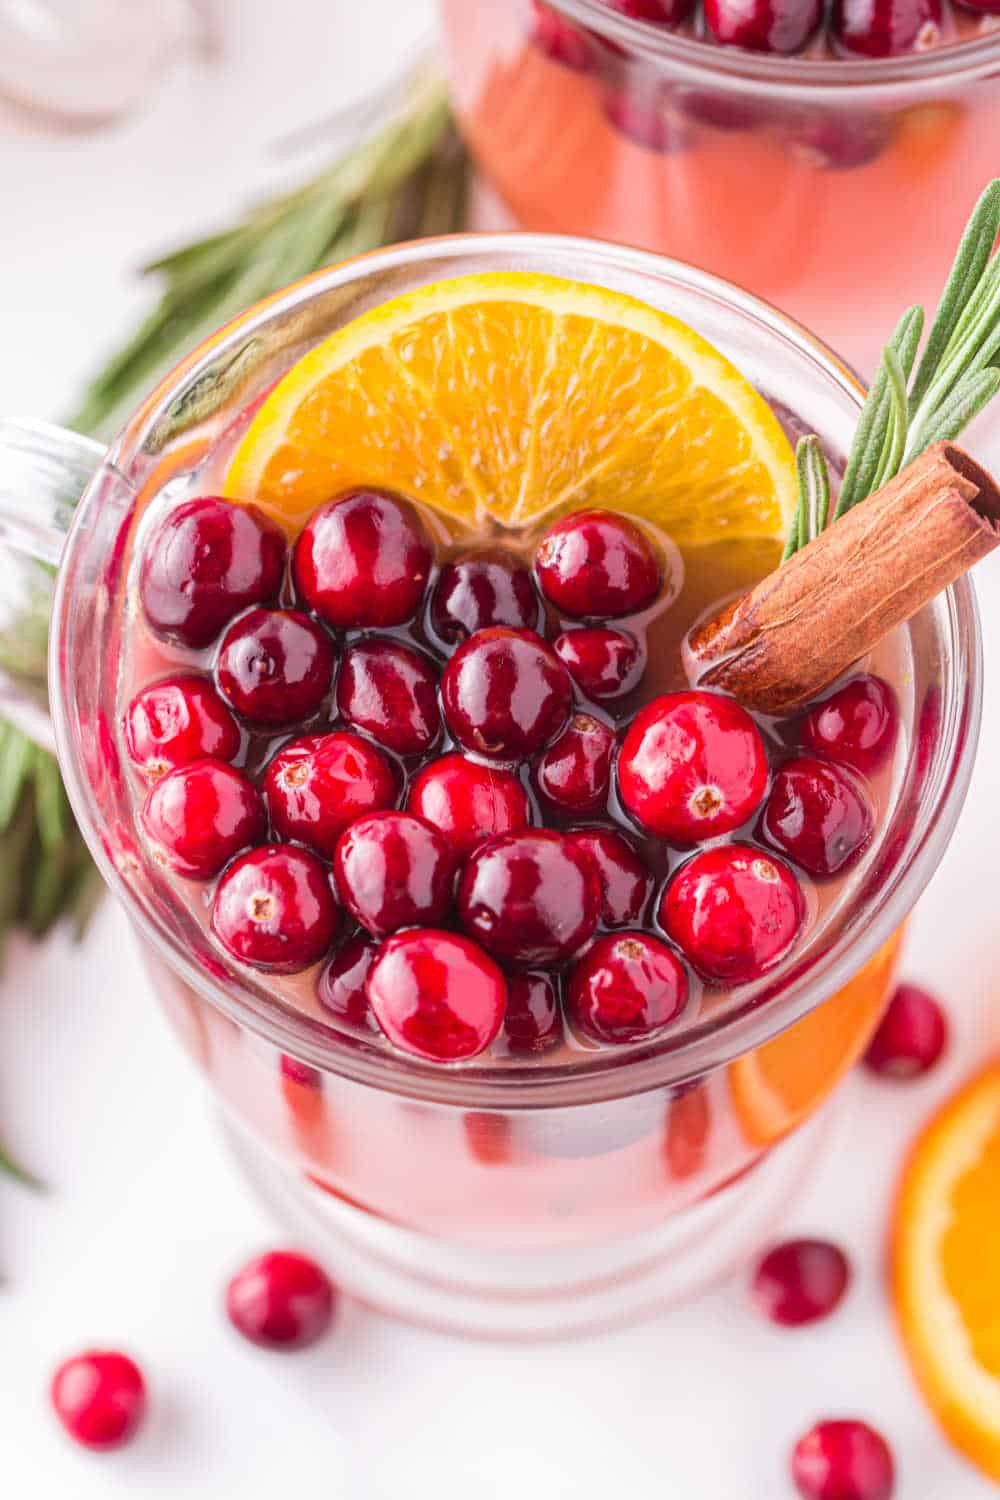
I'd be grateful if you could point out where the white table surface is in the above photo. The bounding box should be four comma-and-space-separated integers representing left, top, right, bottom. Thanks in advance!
2, 3, 999, 1495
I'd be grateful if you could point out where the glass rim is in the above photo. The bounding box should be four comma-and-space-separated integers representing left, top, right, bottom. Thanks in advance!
50, 230, 983, 1109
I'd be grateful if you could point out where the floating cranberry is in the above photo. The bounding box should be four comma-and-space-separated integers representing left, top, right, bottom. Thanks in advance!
502, 972, 564, 1055
216, 608, 334, 726
555, 626, 643, 701
212, 845, 339, 972
536, 713, 615, 812
604, 86, 689, 155
125, 675, 240, 781
704, 0, 823, 52
864, 983, 947, 1079
531, 1, 597, 69
677, 87, 774, 133
50, 1350, 146, 1450
226, 1250, 336, 1350
619, 690, 769, 843
139, 496, 285, 648
792, 112, 893, 171
430, 551, 540, 643
294, 489, 433, 630
336, 638, 440, 755
264, 732, 398, 858
367, 928, 506, 1061
333, 812, 455, 939
662, 844, 805, 983
280, 1054, 322, 1090
141, 759, 264, 879
441, 627, 572, 759
791, 1420, 895, 1500
832, 0, 940, 54
760, 757, 874, 878
752, 1239, 851, 1327
801, 675, 899, 776
458, 830, 601, 964
566, 827, 652, 927
406, 753, 531, 859
317, 936, 378, 1031
567, 932, 688, 1045
535, 510, 661, 619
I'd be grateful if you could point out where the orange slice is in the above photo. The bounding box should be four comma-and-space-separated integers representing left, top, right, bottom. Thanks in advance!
893, 1059, 1000, 1481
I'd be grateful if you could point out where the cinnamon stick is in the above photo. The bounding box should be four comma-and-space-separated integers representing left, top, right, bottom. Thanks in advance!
687, 443, 1000, 716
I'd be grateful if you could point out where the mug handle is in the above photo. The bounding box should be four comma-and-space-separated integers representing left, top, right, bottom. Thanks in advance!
0, 418, 105, 753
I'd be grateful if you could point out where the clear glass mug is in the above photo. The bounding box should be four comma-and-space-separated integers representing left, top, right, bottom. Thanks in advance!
0, 234, 980, 1338
440, 0, 1000, 376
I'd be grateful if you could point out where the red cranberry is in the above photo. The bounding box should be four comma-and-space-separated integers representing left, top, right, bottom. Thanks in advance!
832, 0, 940, 53
864, 983, 947, 1079
704, 0, 823, 51
264, 732, 398, 858
366, 928, 506, 1061
791, 1420, 895, 1500
216, 608, 334, 726
619, 690, 769, 844
566, 827, 652, 927
535, 510, 661, 619
333, 812, 455, 939
125, 675, 240, 782
661, 844, 805, 983
139, 496, 285, 648
141, 759, 265, 879
212, 845, 339, 972
531, 1, 597, 68
441, 627, 572, 759
567, 932, 688, 1045
536, 713, 615, 812
464, 1111, 513, 1165
458, 830, 601, 964
604, 86, 689, 155
280, 1054, 322, 1090
317, 936, 377, 1031
554, 627, 643, 701
752, 1239, 851, 1327
792, 112, 893, 171
801, 675, 899, 777
336, 638, 440, 755
226, 1250, 336, 1350
50, 1350, 146, 1450
501, 972, 563, 1055
406, 754, 531, 859
760, 757, 874, 878
293, 489, 433, 630
677, 88, 775, 133
430, 551, 540, 643
665, 1084, 711, 1179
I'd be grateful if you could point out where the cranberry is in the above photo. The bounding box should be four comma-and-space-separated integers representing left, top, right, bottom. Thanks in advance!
212, 845, 339, 972
294, 489, 433, 629
430, 551, 540, 643
554, 627, 643, 701
139, 496, 285, 648
832, 0, 940, 53
661, 844, 805, 983
704, 0, 823, 51
464, 1111, 513, 1165
535, 510, 661, 619
50, 1350, 146, 1450
216, 608, 334, 727
801, 675, 899, 776
791, 1420, 895, 1500
531, 1, 597, 68
864, 983, 947, 1079
760, 757, 874, 878
226, 1250, 336, 1350
536, 713, 615, 812
366, 928, 506, 1061
501, 972, 563, 1055
317, 936, 378, 1031
441, 627, 572, 759
141, 760, 265, 879
125, 675, 240, 782
751, 1239, 851, 1327
604, 86, 689, 155
567, 932, 688, 1045
665, 1084, 711, 1179
792, 112, 893, 171
458, 830, 601, 964
333, 812, 455, 939
264, 732, 398, 858
566, 827, 652, 927
407, 754, 531, 859
677, 88, 774, 132
280, 1054, 323, 1090
336, 638, 440, 755
619, 690, 769, 844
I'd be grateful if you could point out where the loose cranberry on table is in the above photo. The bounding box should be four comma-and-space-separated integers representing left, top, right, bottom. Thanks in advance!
536, 713, 616, 812
140, 760, 264, 880
704, 0, 823, 53
336, 638, 440, 755
139, 495, 285, 648
264, 732, 398, 858
124, 675, 240, 781
459, 830, 601, 964
863, 982, 948, 1079
212, 845, 339, 972
226, 1249, 336, 1350
751, 1239, 851, 1327
430, 551, 540, 642
566, 827, 652, 927
293, 488, 434, 629
567, 932, 688, 1045
832, 0, 940, 54
406, 753, 531, 859
333, 812, 455, 939
791, 1419, 895, 1500
441, 627, 572, 759
317, 936, 377, 1031
554, 626, 644, 701
50, 1349, 146, 1451
366, 928, 507, 1062
501, 972, 564, 1055
619, 690, 769, 843
801, 674, 899, 776
760, 756, 874, 878
535, 509, 661, 620
661, 843, 805, 983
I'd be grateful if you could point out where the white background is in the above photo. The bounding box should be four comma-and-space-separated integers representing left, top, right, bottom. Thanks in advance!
1, 2, 999, 1495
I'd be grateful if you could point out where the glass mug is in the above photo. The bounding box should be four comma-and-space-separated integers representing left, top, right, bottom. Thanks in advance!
0, 235, 980, 1338
440, 0, 1000, 376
